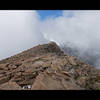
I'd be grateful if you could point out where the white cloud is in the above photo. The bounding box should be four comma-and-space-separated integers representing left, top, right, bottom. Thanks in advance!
41, 10, 100, 50
0, 10, 100, 68
41, 10, 100, 68
0, 10, 46, 60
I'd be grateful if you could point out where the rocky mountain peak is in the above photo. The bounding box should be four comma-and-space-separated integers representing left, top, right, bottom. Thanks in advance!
0, 42, 100, 90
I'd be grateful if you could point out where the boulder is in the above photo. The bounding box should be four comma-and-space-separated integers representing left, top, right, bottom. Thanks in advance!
0, 80, 22, 90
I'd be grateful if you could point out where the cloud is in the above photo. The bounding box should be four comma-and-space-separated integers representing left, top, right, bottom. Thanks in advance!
0, 10, 47, 60
40, 10, 100, 68
0, 10, 100, 69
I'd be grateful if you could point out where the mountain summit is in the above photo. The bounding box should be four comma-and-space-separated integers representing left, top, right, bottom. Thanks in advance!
0, 42, 100, 90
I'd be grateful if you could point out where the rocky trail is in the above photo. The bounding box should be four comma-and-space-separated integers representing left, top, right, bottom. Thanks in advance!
0, 42, 100, 90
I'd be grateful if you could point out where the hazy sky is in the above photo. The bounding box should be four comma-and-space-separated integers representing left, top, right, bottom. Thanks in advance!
0, 10, 100, 68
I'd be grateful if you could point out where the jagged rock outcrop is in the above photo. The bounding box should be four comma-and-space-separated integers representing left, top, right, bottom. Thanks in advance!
0, 42, 100, 90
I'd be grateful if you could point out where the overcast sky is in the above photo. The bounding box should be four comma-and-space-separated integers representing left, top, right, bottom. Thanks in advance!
0, 10, 100, 68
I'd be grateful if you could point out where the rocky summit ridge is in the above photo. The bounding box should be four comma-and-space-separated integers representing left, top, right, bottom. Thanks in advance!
0, 42, 100, 90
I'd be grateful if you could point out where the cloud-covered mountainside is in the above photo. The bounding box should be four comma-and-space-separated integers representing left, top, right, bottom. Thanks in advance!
0, 10, 100, 69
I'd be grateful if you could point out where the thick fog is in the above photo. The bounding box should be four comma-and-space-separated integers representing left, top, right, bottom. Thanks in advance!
41, 10, 100, 69
0, 10, 100, 69
0, 10, 47, 60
